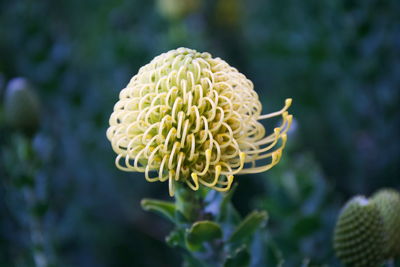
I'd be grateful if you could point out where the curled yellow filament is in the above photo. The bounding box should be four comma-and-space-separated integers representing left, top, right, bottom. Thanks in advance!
106, 47, 293, 196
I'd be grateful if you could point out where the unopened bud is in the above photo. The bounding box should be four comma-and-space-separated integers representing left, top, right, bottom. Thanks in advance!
371, 189, 400, 259
4, 78, 40, 134
334, 196, 385, 266
157, 0, 200, 21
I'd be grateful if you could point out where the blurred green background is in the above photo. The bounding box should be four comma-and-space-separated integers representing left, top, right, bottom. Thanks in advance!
0, 0, 399, 266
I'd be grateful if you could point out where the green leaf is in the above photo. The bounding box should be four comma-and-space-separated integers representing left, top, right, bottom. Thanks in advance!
228, 211, 268, 244
141, 198, 176, 223
185, 220, 223, 251
224, 246, 251, 267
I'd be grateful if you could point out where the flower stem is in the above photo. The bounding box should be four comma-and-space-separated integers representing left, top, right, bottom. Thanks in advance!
174, 181, 202, 223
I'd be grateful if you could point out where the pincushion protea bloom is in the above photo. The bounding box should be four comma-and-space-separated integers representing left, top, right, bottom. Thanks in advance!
107, 48, 292, 196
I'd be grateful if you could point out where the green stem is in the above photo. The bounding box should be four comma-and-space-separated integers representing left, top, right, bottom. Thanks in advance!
174, 181, 202, 223
15, 135, 53, 267
173, 182, 225, 266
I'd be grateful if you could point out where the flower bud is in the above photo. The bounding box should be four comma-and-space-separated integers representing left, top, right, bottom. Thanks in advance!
157, 0, 200, 21
4, 77, 40, 134
334, 196, 385, 266
371, 189, 400, 259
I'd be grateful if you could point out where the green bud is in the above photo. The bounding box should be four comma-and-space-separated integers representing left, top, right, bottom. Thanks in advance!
4, 78, 40, 134
371, 189, 400, 259
334, 196, 385, 267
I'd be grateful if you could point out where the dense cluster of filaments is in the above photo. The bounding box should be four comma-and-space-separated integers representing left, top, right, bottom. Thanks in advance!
107, 48, 292, 196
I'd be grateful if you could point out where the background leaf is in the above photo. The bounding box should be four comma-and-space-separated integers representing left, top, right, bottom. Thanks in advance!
228, 211, 268, 245
141, 198, 176, 223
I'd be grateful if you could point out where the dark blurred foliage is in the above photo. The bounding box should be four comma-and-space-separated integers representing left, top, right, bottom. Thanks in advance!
0, 0, 399, 266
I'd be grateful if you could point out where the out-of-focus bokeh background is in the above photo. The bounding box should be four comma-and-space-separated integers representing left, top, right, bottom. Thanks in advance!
0, 0, 399, 266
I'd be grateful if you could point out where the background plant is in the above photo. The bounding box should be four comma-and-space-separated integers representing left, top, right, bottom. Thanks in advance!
333, 189, 400, 266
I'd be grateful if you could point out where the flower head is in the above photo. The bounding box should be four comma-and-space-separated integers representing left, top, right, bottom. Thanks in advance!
334, 196, 385, 266
371, 189, 400, 258
107, 48, 292, 196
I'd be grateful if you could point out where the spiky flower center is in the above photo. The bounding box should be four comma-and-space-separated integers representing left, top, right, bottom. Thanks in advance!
107, 48, 292, 196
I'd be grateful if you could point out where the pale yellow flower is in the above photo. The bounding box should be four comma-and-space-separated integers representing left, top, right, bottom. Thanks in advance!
107, 48, 292, 196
